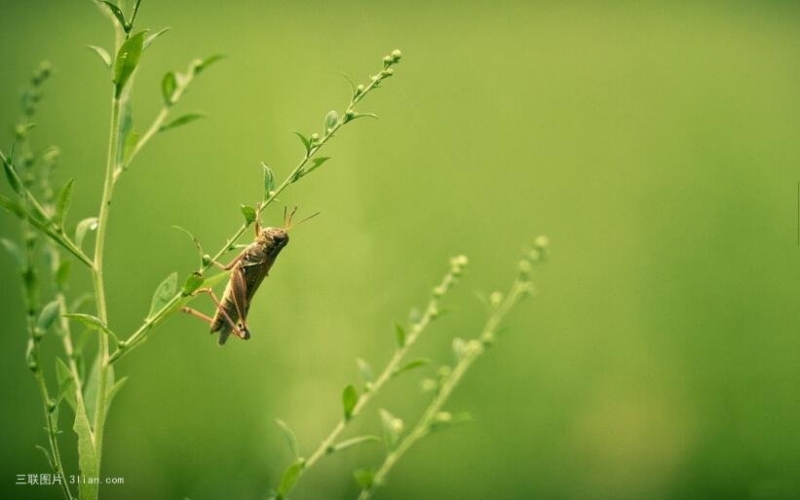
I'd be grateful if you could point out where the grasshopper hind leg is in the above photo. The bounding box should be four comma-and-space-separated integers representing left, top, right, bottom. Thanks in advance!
181, 287, 250, 345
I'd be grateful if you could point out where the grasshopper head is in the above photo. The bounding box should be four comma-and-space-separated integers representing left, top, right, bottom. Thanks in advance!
259, 227, 289, 250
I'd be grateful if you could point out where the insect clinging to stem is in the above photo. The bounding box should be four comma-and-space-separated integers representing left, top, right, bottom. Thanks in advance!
181, 206, 318, 345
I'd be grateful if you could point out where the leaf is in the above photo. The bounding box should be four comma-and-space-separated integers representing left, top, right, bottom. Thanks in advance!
122, 130, 139, 164
379, 408, 403, 451
159, 113, 205, 132
148, 272, 177, 319
64, 313, 120, 345
53, 179, 75, 227
356, 357, 374, 385
394, 322, 406, 348
55, 260, 71, 289
75, 217, 98, 248
291, 131, 312, 155
83, 356, 115, 426
181, 272, 204, 296
262, 162, 275, 199
192, 54, 224, 74
391, 358, 431, 378
87, 45, 112, 68
37, 300, 61, 333
2, 157, 23, 194
1, 238, 24, 269
73, 398, 98, 500
36, 445, 54, 470
106, 376, 128, 409
275, 419, 299, 459
301, 156, 331, 177
144, 27, 170, 50
55, 358, 76, 411
324, 110, 339, 133
240, 204, 256, 225
354, 468, 376, 490
114, 30, 146, 97
429, 411, 473, 433
0, 194, 25, 218
343, 384, 358, 420
276, 458, 305, 497
101, 1, 127, 30
331, 435, 380, 453
161, 71, 178, 105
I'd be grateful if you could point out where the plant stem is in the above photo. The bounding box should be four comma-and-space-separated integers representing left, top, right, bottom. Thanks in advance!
357, 274, 537, 500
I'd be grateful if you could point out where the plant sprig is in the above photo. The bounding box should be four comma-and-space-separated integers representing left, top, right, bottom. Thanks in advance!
270, 254, 466, 500
109, 49, 403, 364
356, 238, 549, 499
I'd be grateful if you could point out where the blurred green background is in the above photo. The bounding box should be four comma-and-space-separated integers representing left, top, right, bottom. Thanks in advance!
1, 1, 799, 499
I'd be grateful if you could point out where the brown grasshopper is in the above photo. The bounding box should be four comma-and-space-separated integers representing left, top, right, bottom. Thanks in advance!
182, 207, 317, 345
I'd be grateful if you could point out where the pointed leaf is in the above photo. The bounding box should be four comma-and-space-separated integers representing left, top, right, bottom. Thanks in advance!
106, 376, 128, 409
56, 260, 71, 289
430, 411, 473, 432
148, 272, 177, 319
35, 445, 54, 470
392, 358, 431, 378
0, 194, 25, 218
262, 162, 275, 199
324, 110, 339, 133
64, 313, 120, 345
37, 300, 61, 333
394, 322, 406, 348
1, 238, 24, 270
3, 158, 23, 194
276, 458, 305, 497
240, 204, 256, 225
87, 45, 112, 68
73, 398, 98, 500
356, 357, 374, 385
291, 131, 311, 155
114, 30, 146, 97
275, 419, 299, 459
144, 27, 170, 50
192, 54, 224, 74
343, 384, 358, 420
331, 435, 380, 453
83, 357, 115, 425
56, 358, 76, 410
159, 113, 205, 132
161, 71, 178, 105
122, 130, 139, 164
75, 217, 98, 248
101, 1, 127, 30
53, 179, 75, 226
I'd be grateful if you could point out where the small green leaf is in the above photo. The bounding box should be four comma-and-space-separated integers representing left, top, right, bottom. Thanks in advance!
240, 204, 256, 225
101, 1, 127, 30
379, 408, 403, 451
324, 110, 339, 133
159, 113, 205, 132
106, 376, 128, 409
394, 322, 406, 348
1, 238, 24, 269
75, 217, 98, 248
161, 71, 178, 105
53, 179, 75, 227
429, 411, 473, 433
64, 313, 120, 345
275, 419, 299, 459
73, 397, 98, 499
392, 358, 431, 378
37, 300, 61, 333
192, 54, 224, 74
356, 357, 374, 385
353, 468, 376, 490
291, 131, 312, 155
87, 45, 112, 68
2, 158, 23, 194
181, 272, 204, 296
276, 458, 305, 497
122, 130, 139, 164
83, 357, 115, 428
114, 30, 147, 97
331, 435, 380, 453
144, 27, 170, 50
262, 162, 275, 199
148, 272, 177, 319
301, 156, 331, 177
55, 260, 71, 289
343, 384, 358, 420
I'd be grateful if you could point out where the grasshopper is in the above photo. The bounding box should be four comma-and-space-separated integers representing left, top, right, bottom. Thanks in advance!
182, 207, 317, 345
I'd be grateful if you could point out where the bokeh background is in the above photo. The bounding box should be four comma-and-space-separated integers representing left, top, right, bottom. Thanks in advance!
1, 1, 799, 499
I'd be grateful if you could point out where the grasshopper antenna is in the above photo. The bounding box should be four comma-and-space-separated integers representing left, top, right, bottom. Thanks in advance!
285, 207, 320, 231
